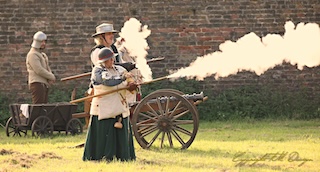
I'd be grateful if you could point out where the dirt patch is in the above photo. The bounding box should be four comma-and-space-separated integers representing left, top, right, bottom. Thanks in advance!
0, 149, 15, 155
38, 152, 62, 159
0, 149, 62, 170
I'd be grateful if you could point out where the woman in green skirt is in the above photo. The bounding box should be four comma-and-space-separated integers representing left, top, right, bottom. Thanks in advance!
82, 39, 137, 161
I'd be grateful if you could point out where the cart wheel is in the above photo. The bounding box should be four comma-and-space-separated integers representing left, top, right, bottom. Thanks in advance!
31, 116, 54, 137
5, 117, 27, 137
132, 89, 199, 150
66, 118, 83, 135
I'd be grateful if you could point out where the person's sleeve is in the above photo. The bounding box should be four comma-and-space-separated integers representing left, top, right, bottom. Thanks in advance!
91, 67, 125, 86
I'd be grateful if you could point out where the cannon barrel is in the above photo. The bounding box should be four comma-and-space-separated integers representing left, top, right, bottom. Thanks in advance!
148, 92, 204, 104
128, 92, 207, 108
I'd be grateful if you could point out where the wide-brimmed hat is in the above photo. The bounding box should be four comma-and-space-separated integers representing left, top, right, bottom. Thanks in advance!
92, 23, 118, 37
98, 47, 117, 63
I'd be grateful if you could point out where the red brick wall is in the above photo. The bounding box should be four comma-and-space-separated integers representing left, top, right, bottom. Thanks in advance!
0, 0, 319, 102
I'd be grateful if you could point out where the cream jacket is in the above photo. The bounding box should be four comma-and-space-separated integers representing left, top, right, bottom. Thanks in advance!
26, 48, 55, 87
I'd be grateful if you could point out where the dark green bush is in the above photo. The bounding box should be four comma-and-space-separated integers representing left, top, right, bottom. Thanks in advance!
212, 85, 319, 121
0, 93, 12, 127
0, 79, 319, 126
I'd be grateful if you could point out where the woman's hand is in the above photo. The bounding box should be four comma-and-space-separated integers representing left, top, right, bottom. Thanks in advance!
127, 82, 138, 91
123, 72, 134, 79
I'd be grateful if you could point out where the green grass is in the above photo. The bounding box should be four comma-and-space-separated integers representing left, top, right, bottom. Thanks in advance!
0, 120, 320, 172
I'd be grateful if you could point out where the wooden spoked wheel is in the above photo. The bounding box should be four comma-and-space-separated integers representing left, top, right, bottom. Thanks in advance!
31, 116, 53, 137
66, 118, 83, 135
5, 117, 27, 137
132, 90, 199, 149
150, 89, 185, 95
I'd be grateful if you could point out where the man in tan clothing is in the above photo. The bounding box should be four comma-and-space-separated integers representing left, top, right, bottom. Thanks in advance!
26, 31, 56, 104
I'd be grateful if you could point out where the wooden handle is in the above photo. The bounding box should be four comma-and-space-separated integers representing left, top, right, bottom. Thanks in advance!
70, 76, 168, 104
70, 87, 129, 104
61, 72, 91, 81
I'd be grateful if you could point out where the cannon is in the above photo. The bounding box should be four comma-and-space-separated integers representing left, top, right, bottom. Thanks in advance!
129, 89, 207, 149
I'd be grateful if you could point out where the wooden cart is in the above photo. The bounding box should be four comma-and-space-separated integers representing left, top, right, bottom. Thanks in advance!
6, 102, 83, 137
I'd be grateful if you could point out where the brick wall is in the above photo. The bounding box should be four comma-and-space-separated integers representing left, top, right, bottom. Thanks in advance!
0, 0, 319, 102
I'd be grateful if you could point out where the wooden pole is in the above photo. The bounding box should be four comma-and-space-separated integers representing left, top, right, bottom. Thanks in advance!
70, 76, 168, 104
60, 72, 91, 82
70, 87, 128, 104
60, 57, 165, 82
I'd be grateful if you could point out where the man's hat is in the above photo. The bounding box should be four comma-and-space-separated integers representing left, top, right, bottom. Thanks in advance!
92, 23, 118, 37
31, 31, 47, 48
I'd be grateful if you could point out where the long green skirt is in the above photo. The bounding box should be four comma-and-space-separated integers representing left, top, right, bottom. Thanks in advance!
82, 115, 136, 161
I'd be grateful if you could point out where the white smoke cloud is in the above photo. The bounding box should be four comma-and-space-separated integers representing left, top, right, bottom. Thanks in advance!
169, 21, 320, 80
118, 18, 153, 81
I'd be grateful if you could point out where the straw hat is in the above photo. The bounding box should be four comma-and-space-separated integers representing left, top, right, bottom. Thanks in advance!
92, 23, 118, 37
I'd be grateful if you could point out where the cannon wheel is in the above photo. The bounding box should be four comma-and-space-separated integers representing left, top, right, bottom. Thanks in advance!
5, 117, 28, 137
31, 116, 54, 137
132, 89, 199, 149
66, 118, 83, 135
151, 89, 184, 95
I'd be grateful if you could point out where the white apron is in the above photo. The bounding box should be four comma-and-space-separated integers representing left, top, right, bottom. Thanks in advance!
90, 83, 130, 120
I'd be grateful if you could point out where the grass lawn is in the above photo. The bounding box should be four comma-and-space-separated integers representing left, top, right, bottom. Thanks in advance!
0, 120, 319, 172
